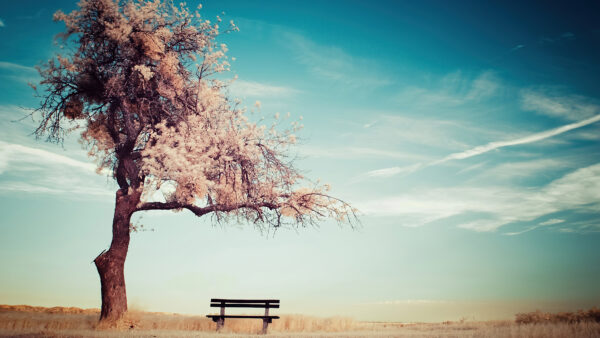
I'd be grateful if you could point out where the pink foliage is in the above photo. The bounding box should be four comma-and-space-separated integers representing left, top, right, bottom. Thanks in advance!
34, 0, 356, 229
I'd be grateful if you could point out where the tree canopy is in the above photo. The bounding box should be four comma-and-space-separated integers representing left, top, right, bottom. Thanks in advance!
34, 0, 356, 229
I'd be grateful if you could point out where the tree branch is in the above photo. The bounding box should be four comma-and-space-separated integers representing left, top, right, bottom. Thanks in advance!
135, 201, 279, 217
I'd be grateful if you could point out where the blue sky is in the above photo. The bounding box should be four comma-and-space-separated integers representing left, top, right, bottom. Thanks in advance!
1, 0, 599, 322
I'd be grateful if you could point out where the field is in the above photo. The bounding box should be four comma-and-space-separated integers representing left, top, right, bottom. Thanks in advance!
1, 305, 599, 337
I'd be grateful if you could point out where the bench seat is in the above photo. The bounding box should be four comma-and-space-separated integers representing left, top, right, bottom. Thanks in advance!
207, 298, 280, 334
207, 315, 280, 320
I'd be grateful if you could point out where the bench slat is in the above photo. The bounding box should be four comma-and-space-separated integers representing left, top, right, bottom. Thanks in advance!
210, 303, 280, 308
207, 298, 280, 334
210, 298, 279, 303
207, 315, 280, 319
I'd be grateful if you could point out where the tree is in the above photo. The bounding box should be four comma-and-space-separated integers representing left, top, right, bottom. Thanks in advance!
32, 0, 356, 323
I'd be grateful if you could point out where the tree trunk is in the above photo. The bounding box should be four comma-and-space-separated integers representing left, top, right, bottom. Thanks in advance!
94, 189, 137, 322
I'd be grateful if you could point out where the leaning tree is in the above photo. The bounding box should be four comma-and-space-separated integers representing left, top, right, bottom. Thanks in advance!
32, 0, 355, 323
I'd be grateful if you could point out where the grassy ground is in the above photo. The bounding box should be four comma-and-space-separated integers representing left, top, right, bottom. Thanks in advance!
1, 305, 599, 337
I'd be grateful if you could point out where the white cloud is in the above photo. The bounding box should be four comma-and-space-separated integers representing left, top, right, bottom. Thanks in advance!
0, 61, 39, 84
456, 161, 488, 175
363, 120, 377, 128
433, 114, 600, 165
358, 114, 498, 151
283, 32, 392, 89
473, 159, 570, 181
0, 18, 5, 27
504, 218, 565, 236
0, 140, 114, 197
520, 88, 598, 121
364, 114, 600, 179
298, 145, 428, 161
230, 80, 299, 98
360, 163, 600, 232
396, 71, 501, 108
0, 182, 59, 194
465, 72, 500, 100
0, 181, 111, 197
0, 61, 35, 73
0, 140, 96, 174
364, 163, 423, 178
539, 218, 565, 226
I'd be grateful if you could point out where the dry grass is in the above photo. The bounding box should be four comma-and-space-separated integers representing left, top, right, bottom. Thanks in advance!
0, 305, 360, 335
1, 305, 600, 337
390, 320, 600, 337
515, 307, 600, 324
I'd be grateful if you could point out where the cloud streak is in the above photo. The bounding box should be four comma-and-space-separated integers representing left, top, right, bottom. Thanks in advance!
520, 88, 599, 121
283, 32, 392, 89
433, 114, 600, 165
230, 80, 299, 98
365, 114, 600, 178
360, 163, 600, 232
0, 61, 40, 84
429, 114, 600, 165
0, 141, 96, 174
395, 71, 501, 109
0, 61, 36, 73
0, 141, 114, 197
365, 163, 423, 178
298, 145, 428, 161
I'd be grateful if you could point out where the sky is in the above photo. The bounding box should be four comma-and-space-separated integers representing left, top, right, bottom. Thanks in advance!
1, 0, 600, 323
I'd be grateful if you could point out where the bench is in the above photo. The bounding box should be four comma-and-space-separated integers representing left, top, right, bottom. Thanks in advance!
206, 298, 280, 334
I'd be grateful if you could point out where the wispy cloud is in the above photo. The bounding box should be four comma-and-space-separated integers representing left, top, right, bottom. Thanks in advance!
433, 114, 600, 164
360, 163, 600, 232
395, 71, 501, 108
521, 88, 599, 121
0, 140, 114, 197
364, 163, 422, 178
456, 161, 488, 175
504, 219, 565, 236
465, 72, 500, 100
539, 218, 565, 226
353, 113, 498, 152
0, 61, 39, 84
363, 120, 377, 128
0, 61, 35, 73
0, 181, 111, 196
365, 114, 600, 178
0, 18, 5, 27
298, 145, 427, 161
0, 141, 96, 174
493, 31, 574, 63
282, 32, 392, 89
539, 32, 576, 45
230, 80, 299, 98
472, 159, 570, 182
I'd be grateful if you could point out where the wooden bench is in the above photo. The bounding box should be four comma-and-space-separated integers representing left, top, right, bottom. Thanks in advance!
206, 298, 280, 334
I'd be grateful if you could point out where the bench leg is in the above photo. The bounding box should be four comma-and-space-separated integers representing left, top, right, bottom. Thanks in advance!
261, 318, 269, 334
216, 317, 224, 331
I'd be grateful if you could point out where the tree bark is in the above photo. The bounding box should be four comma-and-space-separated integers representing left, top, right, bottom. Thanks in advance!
94, 189, 138, 322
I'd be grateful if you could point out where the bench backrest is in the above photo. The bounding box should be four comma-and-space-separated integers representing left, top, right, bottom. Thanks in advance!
210, 299, 280, 309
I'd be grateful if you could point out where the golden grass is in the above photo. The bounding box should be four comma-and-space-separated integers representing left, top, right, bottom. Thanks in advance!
394, 320, 600, 337
1, 305, 600, 337
0, 305, 360, 335
515, 307, 600, 324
